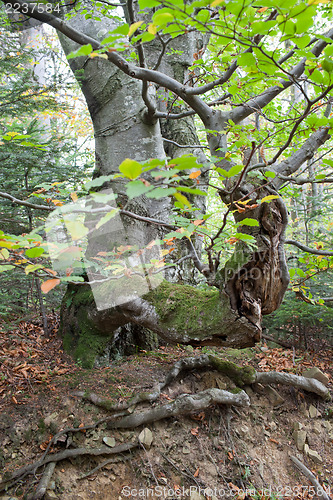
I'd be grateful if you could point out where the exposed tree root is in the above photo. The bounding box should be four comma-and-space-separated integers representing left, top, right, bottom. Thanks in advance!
0, 442, 138, 492
75, 355, 329, 416
74, 354, 256, 411
107, 388, 251, 429
255, 372, 329, 399
30, 462, 56, 500
290, 456, 332, 500
78, 456, 131, 480
2, 355, 330, 493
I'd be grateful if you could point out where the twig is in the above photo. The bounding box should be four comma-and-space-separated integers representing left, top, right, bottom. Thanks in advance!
290, 456, 332, 500
78, 456, 131, 480
262, 333, 292, 349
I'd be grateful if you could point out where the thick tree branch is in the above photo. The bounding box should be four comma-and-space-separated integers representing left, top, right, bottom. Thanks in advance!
274, 127, 331, 184
1, 0, 213, 126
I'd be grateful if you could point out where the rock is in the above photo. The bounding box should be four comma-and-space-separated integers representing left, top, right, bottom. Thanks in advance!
264, 386, 285, 406
238, 424, 250, 437
45, 492, 58, 500
323, 421, 332, 431
190, 493, 205, 500
309, 405, 319, 418
245, 386, 255, 397
44, 412, 58, 426
303, 368, 329, 387
293, 422, 303, 431
205, 463, 218, 476
103, 437, 116, 447
182, 446, 191, 454
313, 422, 322, 435
304, 444, 323, 463
292, 430, 307, 451
138, 428, 153, 449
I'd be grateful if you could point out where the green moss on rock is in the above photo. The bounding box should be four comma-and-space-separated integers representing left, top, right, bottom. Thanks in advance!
144, 281, 227, 339
61, 284, 113, 368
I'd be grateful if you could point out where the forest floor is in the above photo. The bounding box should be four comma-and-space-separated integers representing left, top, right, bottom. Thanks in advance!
0, 316, 332, 500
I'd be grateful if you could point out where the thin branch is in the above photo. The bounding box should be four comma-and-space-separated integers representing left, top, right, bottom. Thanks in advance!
153, 33, 172, 71
154, 94, 231, 120
269, 89, 333, 166
0, 191, 53, 211
278, 174, 333, 185
230, 28, 333, 124
162, 137, 208, 149
285, 240, 333, 256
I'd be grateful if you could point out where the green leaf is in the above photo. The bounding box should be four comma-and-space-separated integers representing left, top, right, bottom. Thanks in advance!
296, 268, 306, 277
0, 265, 15, 273
176, 186, 207, 196
233, 233, 256, 242
0, 248, 9, 260
238, 52, 256, 67
64, 221, 89, 241
146, 187, 176, 198
297, 34, 311, 49
237, 218, 259, 227
84, 175, 113, 190
126, 180, 153, 199
67, 44, 93, 60
264, 170, 276, 178
60, 276, 85, 282
152, 12, 174, 25
289, 268, 296, 278
119, 159, 142, 179
315, 174, 326, 180
321, 57, 333, 74
95, 208, 120, 229
139, 0, 159, 8
173, 192, 191, 207
90, 191, 116, 204
217, 164, 243, 178
25, 263, 44, 275
26, 247, 45, 258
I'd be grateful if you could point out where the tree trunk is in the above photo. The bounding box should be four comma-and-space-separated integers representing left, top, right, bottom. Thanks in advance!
55, 5, 289, 367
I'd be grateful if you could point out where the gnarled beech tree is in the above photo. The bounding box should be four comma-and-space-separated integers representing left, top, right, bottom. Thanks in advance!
2, 0, 333, 366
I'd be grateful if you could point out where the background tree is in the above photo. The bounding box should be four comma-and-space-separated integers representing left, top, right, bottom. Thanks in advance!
0, 17, 93, 325
1, 0, 333, 366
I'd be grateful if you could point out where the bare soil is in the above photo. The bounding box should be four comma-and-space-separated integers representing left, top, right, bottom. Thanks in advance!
0, 317, 332, 500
